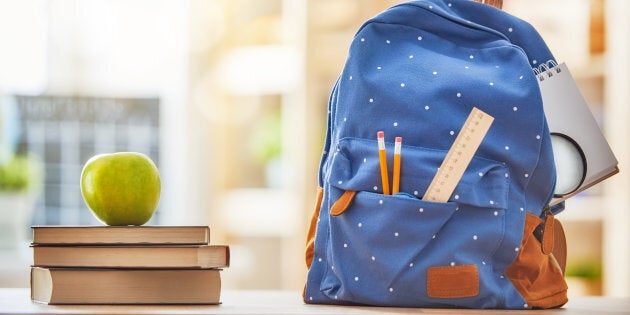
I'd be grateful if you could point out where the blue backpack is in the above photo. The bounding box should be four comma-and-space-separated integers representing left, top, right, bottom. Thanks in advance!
305, 0, 568, 309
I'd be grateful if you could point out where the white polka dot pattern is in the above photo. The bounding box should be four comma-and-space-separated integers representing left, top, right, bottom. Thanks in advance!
305, 0, 559, 309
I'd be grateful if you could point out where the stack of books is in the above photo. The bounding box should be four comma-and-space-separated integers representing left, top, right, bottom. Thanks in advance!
29, 225, 229, 304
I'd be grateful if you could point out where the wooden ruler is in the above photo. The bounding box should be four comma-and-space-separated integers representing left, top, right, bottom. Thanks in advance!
423, 107, 494, 202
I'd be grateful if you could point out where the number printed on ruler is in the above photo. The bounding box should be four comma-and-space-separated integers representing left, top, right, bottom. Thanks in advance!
423, 107, 494, 202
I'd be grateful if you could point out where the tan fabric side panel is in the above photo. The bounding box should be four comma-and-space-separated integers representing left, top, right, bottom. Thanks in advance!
506, 213, 568, 309
305, 187, 324, 269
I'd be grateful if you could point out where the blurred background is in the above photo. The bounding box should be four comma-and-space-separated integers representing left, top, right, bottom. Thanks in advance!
0, 0, 628, 298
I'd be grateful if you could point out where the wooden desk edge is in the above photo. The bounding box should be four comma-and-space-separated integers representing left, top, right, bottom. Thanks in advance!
1, 288, 629, 315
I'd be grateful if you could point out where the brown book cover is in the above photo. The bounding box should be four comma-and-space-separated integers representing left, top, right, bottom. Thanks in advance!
32, 245, 230, 269
31, 226, 211, 245
31, 267, 221, 304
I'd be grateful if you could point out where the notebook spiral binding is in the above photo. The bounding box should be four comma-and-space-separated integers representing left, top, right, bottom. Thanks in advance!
533, 60, 561, 82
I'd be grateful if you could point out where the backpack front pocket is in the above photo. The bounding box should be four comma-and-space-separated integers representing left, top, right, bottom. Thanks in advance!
321, 192, 458, 305
318, 137, 510, 307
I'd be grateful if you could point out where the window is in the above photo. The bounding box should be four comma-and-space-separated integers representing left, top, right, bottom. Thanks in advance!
17, 95, 160, 225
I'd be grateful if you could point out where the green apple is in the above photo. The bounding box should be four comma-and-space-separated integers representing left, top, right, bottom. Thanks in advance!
80, 152, 161, 226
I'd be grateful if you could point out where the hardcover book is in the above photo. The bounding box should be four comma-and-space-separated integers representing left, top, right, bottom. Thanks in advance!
32, 245, 230, 269
31, 267, 222, 304
31, 225, 211, 245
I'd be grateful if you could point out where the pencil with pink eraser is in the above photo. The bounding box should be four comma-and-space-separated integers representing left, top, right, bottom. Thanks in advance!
377, 131, 390, 195
392, 137, 402, 194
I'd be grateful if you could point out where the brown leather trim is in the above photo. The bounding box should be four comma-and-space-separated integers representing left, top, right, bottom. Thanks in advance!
427, 265, 479, 298
330, 190, 357, 216
473, 0, 503, 9
541, 214, 555, 255
305, 187, 324, 269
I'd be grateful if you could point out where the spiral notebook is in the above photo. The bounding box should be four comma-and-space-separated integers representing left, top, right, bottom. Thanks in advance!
535, 61, 619, 206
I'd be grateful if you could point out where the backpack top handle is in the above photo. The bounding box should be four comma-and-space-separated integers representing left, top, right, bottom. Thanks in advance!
474, 0, 503, 9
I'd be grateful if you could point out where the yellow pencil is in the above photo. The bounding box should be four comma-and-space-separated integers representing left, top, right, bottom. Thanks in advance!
377, 131, 390, 195
392, 136, 402, 194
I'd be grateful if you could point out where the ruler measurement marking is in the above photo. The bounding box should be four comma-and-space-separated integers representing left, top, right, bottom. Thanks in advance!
423, 107, 494, 202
